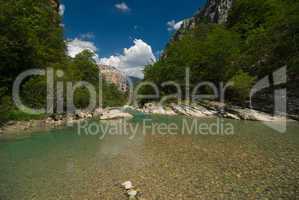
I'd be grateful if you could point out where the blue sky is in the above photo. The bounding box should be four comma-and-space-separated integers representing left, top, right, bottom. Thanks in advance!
60, 0, 206, 77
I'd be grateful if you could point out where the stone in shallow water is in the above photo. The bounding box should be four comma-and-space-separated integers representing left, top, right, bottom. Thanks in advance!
127, 189, 138, 198
122, 181, 133, 190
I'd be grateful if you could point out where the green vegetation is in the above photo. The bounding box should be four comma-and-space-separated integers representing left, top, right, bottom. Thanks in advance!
144, 0, 299, 103
0, 0, 126, 124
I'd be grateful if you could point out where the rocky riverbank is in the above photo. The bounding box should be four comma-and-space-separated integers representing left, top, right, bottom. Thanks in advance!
0, 101, 297, 137
137, 101, 296, 122
0, 108, 133, 137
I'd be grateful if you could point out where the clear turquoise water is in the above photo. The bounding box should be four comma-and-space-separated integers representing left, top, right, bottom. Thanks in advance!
0, 114, 298, 199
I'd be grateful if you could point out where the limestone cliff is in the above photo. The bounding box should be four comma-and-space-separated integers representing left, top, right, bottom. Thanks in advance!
173, 0, 233, 41
98, 64, 129, 92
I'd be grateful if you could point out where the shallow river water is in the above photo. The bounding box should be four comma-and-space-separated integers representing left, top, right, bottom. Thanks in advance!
0, 113, 299, 199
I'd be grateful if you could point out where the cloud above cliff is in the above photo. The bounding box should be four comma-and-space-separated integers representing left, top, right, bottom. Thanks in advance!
100, 39, 156, 78
167, 20, 184, 31
115, 2, 130, 12
66, 37, 155, 78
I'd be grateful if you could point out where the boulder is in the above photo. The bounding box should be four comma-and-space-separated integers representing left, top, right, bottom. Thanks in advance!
45, 117, 54, 124
170, 104, 217, 118
94, 108, 104, 117
100, 109, 133, 120
122, 181, 133, 190
227, 107, 286, 122
142, 103, 176, 115
222, 112, 241, 120
127, 189, 138, 199
75, 111, 93, 119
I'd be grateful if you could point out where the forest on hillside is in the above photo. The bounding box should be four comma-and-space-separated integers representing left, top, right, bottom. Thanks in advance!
143, 0, 299, 105
0, 0, 126, 123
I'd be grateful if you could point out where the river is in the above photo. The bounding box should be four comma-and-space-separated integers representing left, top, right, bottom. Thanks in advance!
0, 113, 298, 199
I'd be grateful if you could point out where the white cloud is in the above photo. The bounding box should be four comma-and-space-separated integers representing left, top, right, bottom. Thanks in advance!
100, 39, 156, 78
66, 38, 97, 58
115, 2, 130, 12
167, 20, 184, 31
59, 4, 65, 16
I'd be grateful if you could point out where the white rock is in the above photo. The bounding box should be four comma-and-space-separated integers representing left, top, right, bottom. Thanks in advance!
170, 104, 216, 118
142, 103, 176, 116
94, 108, 104, 117
100, 109, 133, 120
223, 112, 241, 120
127, 189, 138, 197
122, 181, 133, 190
227, 107, 288, 122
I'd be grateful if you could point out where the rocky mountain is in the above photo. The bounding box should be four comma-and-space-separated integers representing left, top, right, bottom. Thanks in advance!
98, 64, 129, 92
173, 0, 234, 41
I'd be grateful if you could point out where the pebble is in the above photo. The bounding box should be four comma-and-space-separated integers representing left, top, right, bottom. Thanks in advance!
128, 189, 138, 197
122, 181, 133, 190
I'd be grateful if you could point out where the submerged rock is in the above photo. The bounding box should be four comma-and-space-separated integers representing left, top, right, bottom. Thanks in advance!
122, 181, 133, 190
127, 189, 138, 198
121, 181, 140, 200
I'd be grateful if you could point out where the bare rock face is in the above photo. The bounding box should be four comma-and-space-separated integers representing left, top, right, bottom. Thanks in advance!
200, 0, 234, 24
179, 0, 233, 32
166, 0, 234, 56
98, 64, 129, 92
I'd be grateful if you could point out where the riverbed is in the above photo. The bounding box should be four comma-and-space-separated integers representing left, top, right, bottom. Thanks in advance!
0, 113, 298, 199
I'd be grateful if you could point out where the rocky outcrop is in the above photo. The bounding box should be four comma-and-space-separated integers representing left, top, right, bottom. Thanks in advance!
178, 0, 233, 32
99, 109, 133, 120
167, 0, 234, 55
199, 0, 234, 24
138, 102, 291, 122
98, 64, 129, 92
138, 103, 176, 115
226, 107, 286, 122
170, 103, 217, 118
